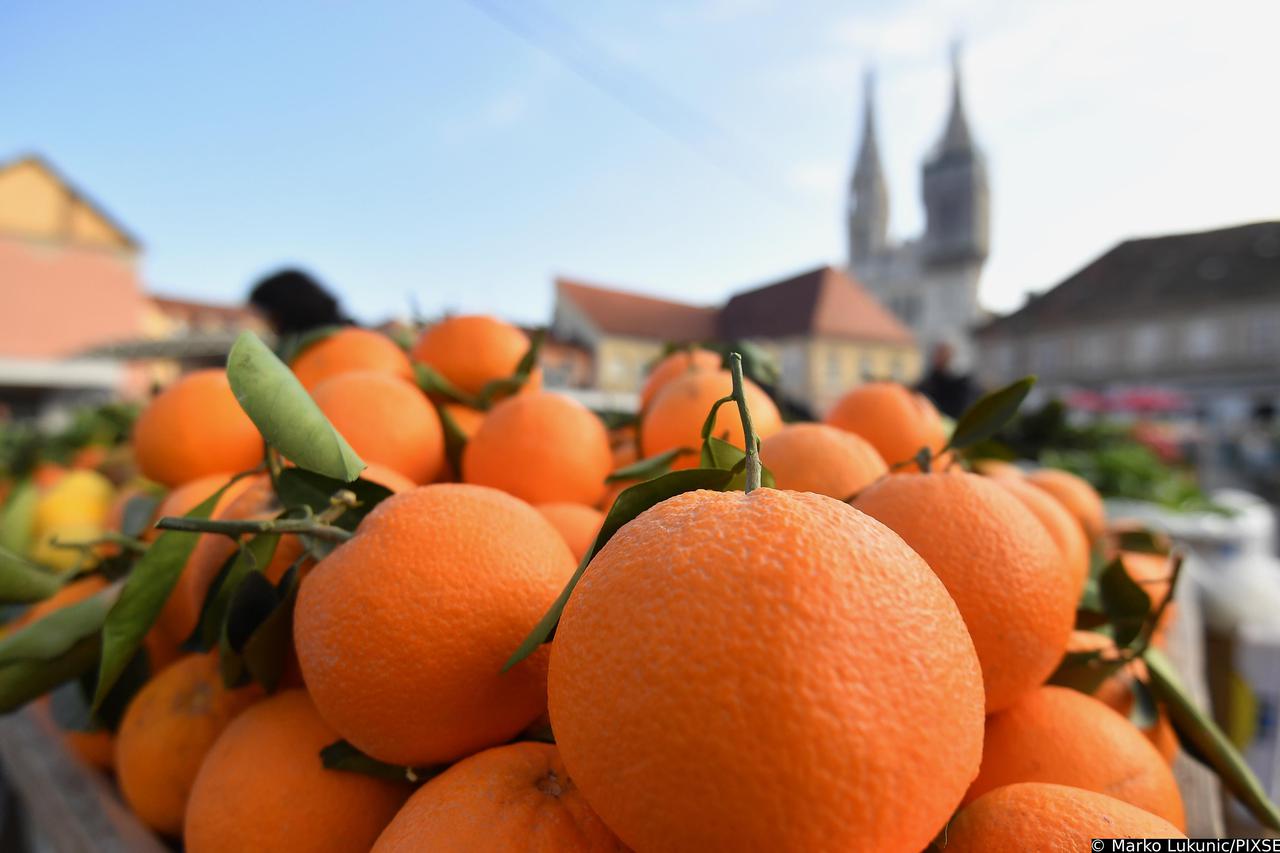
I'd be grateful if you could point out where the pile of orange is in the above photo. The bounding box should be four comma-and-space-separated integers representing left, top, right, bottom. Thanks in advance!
1, 318, 1218, 851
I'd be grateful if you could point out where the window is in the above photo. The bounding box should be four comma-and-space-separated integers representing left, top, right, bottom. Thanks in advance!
1247, 315, 1280, 358
1130, 324, 1162, 366
1185, 320, 1220, 360
826, 349, 842, 388
1032, 338, 1063, 374
860, 352, 875, 380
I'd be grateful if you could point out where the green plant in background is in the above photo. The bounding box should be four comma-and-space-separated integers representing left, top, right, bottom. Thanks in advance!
0, 402, 140, 479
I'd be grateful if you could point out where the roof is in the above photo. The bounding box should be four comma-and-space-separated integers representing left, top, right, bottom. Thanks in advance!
0, 154, 141, 250
148, 295, 264, 325
555, 278, 718, 341
719, 265, 915, 344
977, 222, 1280, 337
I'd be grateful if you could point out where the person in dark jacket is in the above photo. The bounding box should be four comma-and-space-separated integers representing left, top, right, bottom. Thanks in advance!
916, 342, 979, 419
248, 268, 350, 336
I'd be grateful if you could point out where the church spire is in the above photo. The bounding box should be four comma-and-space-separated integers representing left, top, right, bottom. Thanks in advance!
936, 41, 975, 154
848, 69, 889, 269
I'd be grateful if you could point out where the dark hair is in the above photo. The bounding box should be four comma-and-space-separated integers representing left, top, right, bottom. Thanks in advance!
249, 268, 350, 334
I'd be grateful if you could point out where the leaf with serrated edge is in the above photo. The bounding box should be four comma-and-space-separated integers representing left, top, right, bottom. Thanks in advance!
1144, 647, 1280, 830
227, 331, 365, 481
504, 467, 735, 671
947, 376, 1036, 451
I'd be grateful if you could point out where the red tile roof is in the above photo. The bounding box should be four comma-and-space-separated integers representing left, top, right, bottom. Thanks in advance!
555, 278, 719, 341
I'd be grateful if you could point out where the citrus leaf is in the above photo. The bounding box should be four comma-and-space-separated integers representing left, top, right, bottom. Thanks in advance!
1047, 649, 1127, 695
593, 409, 638, 431
607, 448, 689, 483
698, 395, 736, 443
185, 549, 241, 653
1115, 527, 1169, 555
947, 376, 1036, 451
699, 437, 775, 490
320, 739, 438, 784
274, 469, 393, 531
227, 331, 365, 482
1144, 646, 1280, 830
413, 362, 477, 408
0, 546, 65, 604
504, 467, 735, 671
0, 583, 118, 665
0, 479, 37, 554
241, 563, 302, 692
119, 493, 162, 540
1098, 556, 1151, 649
93, 483, 227, 710
475, 329, 545, 409
199, 534, 280, 651
436, 404, 469, 476
0, 635, 100, 714
218, 570, 279, 688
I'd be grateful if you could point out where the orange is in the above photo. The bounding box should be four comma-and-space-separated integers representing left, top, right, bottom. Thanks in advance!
295, 484, 576, 765
1027, 467, 1107, 541
639, 369, 782, 471
759, 422, 887, 499
996, 475, 1091, 597
290, 327, 413, 391
944, 782, 1185, 850
973, 458, 1022, 479
1065, 631, 1178, 763
311, 371, 445, 484
965, 685, 1186, 829
372, 742, 624, 852
549, 488, 984, 852
132, 370, 264, 488
32, 462, 68, 489
535, 502, 604, 562
115, 653, 260, 836
1120, 550, 1174, 610
823, 381, 948, 471
854, 471, 1075, 712
360, 463, 416, 494
610, 435, 638, 470
463, 392, 612, 506
157, 475, 305, 647
71, 444, 108, 471
639, 348, 721, 410
184, 690, 408, 853
144, 472, 245, 541
33, 696, 114, 772
410, 315, 539, 397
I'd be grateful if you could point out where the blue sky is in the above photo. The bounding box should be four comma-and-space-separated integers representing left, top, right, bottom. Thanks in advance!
3, 0, 1276, 325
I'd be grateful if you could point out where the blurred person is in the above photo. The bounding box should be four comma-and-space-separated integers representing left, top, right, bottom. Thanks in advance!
248, 268, 350, 336
916, 342, 978, 419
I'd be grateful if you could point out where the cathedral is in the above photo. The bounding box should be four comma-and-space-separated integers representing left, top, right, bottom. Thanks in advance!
847, 48, 990, 369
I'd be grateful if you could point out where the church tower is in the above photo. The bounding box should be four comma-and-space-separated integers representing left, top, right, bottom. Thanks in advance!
847, 71, 889, 273
921, 44, 990, 269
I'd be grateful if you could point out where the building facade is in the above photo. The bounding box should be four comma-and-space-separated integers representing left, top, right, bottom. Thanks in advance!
974, 222, 1280, 420
550, 266, 918, 414
847, 50, 990, 369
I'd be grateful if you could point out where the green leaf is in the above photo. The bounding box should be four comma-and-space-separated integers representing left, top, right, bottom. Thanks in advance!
1098, 556, 1151, 649
607, 448, 690, 484
0, 479, 37, 554
198, 534, 280, 651
593, 409, 638, 431
320, 739, 438, 784
93, 484, 226, 710
119, 493, 162, 540
475, 328, 545, 409
1144, 647, 1280, 830
698, 437, 775, 491
241, 564, 302, 692
1047, 649, 1126, 695
1115, 528, 1169, 555
0, 546, 65, 604
218, 571, 279, 688
87, 646, 151, 731
436, 404, 470, 476
947, 376, 1036, 451
226, 331, 365, 481
504, 467, 735, 671
698, 395, 737, 443
273, 469, 393, 531
413, 362, 477, 408
0, 584, 119, 665
0, 635, 100, 714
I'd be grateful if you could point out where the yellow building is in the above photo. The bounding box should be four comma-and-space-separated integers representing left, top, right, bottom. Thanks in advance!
551, 265, 919, 415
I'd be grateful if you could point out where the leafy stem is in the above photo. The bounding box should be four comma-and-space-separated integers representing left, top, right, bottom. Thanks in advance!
728, 353, 761, 493
155, 515, 353, 543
